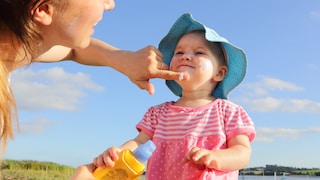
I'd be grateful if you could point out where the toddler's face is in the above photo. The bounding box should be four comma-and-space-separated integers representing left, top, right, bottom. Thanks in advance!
170, 32, 221, 83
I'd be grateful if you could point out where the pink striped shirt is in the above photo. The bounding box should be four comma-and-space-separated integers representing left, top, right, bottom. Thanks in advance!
136, 98, 255, 180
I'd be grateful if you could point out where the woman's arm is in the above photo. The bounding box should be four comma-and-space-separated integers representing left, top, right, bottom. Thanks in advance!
33, 38, 186, 94
70, 164, 95, 180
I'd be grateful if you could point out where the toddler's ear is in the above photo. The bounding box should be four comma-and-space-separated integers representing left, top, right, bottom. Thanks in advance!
31, 2, 53, 25
213, 66, 227, 82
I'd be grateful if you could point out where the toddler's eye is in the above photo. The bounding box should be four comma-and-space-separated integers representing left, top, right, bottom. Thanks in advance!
195, 51, 204, 55
175, 51, 184, 55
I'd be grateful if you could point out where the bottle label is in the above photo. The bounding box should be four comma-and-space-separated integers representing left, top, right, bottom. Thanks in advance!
100, 168, 129, 180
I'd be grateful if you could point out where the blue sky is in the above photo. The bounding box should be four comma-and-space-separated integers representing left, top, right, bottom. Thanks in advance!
5, 0, 320, 169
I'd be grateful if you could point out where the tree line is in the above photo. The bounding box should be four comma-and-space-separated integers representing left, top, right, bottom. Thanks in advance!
240, 164, 320, 176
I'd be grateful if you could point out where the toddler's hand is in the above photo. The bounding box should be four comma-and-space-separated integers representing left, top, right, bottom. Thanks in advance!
93, 146, 121, 169
183, 147, 216, 169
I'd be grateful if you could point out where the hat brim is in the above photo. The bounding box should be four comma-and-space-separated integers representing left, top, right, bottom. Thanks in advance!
158, 13, 247, 99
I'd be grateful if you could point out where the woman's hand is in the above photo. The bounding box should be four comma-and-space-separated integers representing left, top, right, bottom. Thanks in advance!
70, 164, 96, 180
121, 45, 189, 95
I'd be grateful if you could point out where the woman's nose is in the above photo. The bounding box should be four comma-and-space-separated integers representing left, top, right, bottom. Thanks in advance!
104, 0, 115, 11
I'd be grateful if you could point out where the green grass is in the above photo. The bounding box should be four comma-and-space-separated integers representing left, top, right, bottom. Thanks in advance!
0, 160, 147, 179
0, 159, 75, 180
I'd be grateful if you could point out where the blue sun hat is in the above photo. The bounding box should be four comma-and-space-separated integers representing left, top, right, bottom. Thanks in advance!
158, 13, 247, 99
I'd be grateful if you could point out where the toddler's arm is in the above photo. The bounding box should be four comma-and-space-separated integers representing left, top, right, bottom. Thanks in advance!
184, 134, 251, 171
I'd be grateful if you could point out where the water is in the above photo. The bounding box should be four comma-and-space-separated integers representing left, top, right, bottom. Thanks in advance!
239, 175, 320, 180
140, 175, 320, 180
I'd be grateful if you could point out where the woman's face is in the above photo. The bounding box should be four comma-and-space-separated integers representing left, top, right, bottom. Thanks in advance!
48, 0, 115, 48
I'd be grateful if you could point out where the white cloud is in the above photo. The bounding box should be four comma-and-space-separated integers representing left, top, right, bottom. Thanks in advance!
237, 76, 320, 113
242, 97, 284, 112
283, 99, 320, 112
241, 97, 320, 113
309, 11, 320, 19
262, 77, 304, 92
255, 127, 320, 142
10, 67, 104, 111
14, 118, 60, 135
306, 63, 320, 71
244, 76, 304, 94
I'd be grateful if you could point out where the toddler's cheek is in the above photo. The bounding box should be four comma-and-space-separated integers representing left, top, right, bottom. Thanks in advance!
199, 61, 213, 71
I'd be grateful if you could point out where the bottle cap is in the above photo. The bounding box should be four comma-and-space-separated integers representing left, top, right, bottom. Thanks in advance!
133, 140, 156, 164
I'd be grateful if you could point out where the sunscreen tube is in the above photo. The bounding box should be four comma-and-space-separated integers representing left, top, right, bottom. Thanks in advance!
93, 140, 156, 180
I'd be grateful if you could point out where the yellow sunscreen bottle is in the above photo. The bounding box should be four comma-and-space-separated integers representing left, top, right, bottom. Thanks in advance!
93, 140, 156, 180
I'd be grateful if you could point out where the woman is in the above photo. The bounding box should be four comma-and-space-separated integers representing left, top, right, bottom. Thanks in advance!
0, 0, 186, 151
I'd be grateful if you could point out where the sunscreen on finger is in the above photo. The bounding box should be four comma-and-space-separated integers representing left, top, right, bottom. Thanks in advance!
93, 140, 156, 180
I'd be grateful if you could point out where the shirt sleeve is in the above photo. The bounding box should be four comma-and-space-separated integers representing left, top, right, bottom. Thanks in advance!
224, 102, 256, 142
136, 104, 163, 138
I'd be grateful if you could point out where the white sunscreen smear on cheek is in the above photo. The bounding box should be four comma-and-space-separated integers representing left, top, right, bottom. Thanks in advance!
199, 61, 213, 70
